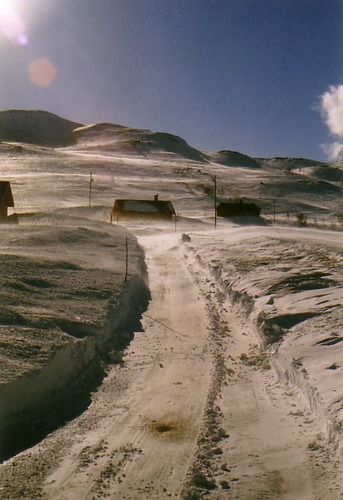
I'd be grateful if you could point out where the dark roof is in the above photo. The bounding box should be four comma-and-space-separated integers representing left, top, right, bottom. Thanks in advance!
113, 199, 175, 215
0, 181, 14, 207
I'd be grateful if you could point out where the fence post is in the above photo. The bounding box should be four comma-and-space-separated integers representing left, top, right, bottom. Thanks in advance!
125, 237, 128, 282
89, 172, 94, 208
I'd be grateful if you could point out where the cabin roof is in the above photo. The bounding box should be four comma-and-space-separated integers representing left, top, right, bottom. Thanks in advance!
113, 199, 175, 215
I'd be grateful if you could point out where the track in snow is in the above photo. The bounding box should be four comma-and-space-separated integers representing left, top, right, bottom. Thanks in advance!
44, 233, 213, 499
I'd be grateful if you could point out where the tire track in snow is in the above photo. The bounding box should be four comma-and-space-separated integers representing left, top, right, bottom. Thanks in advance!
42, 232, 214, 499
181, 239, 343, 499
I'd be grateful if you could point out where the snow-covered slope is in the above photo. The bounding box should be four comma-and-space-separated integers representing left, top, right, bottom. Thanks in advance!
0, 211, 149, 461
73, 122, 208, 162
185, 227, 343, 457
0, 110, 82, 147
208, 149, 262, 169
258, 156, 325, 171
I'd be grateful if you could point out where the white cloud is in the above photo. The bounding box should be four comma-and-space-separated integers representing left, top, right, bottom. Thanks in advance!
319, 85, 343, 160
321, 141, 343, 161
321, 85, 343, 136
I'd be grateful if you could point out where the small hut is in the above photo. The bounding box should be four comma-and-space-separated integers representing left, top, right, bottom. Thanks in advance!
0, 181, 14, 220
217, 199, 261, 218
111, 194, 175, 222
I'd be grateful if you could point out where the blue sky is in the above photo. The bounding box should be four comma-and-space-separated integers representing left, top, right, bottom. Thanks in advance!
1, 0, 343, 160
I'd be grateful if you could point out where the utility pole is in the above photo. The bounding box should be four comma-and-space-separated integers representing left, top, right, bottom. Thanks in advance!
89, 172, 93, 208
212, 175, 217, 228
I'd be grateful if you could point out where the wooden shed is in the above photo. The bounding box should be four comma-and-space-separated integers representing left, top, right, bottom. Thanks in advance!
111, 194, 176, 222
217, 200, 261, 218
0, 181, 14, 219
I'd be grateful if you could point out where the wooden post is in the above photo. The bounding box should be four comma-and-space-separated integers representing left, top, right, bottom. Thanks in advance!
213, 175, 217, 228
89, 172, 93, 208
125, 237, 128, 282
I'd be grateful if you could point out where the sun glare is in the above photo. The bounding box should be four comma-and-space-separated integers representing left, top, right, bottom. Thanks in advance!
29, 57, 57, 87
0, 0, 28, 45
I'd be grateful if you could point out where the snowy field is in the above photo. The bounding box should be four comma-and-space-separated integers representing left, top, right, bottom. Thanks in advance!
0, 112, 342, 499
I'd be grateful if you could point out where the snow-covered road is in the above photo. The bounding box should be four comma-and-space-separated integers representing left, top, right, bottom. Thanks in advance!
0, 228, 342, 499
43, 233, 213, 499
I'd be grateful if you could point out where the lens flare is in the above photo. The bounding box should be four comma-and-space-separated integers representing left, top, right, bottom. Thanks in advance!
0, 0, 28, 45
29, 58, 57, 87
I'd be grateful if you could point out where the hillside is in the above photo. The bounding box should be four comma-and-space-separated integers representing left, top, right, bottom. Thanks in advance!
73, 122, 208, 161
0, 110, 82, 147
0, 109, 342, 225
208, 149, 262, 169
0, 109, 339, 171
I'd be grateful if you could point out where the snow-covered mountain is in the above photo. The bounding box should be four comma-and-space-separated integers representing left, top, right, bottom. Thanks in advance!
0, 109, 208, 161
73, 122, 209, 162
0, 109, 336, 169
208, 149, 263, 168
0, 110, 81, 147
0, 109, 342, 222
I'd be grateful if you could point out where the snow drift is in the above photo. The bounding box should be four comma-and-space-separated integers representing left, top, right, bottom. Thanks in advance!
186, 227, 343, 459
0, 213, 149, 461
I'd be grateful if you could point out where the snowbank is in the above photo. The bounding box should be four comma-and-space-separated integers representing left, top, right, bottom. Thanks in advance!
0, 213, 149, 461
185, 226, 343, 460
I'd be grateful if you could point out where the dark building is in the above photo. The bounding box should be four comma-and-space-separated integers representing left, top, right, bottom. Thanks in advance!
111, 194, 176, 222
0, 181, 14, 220
217, 200, 261, 218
